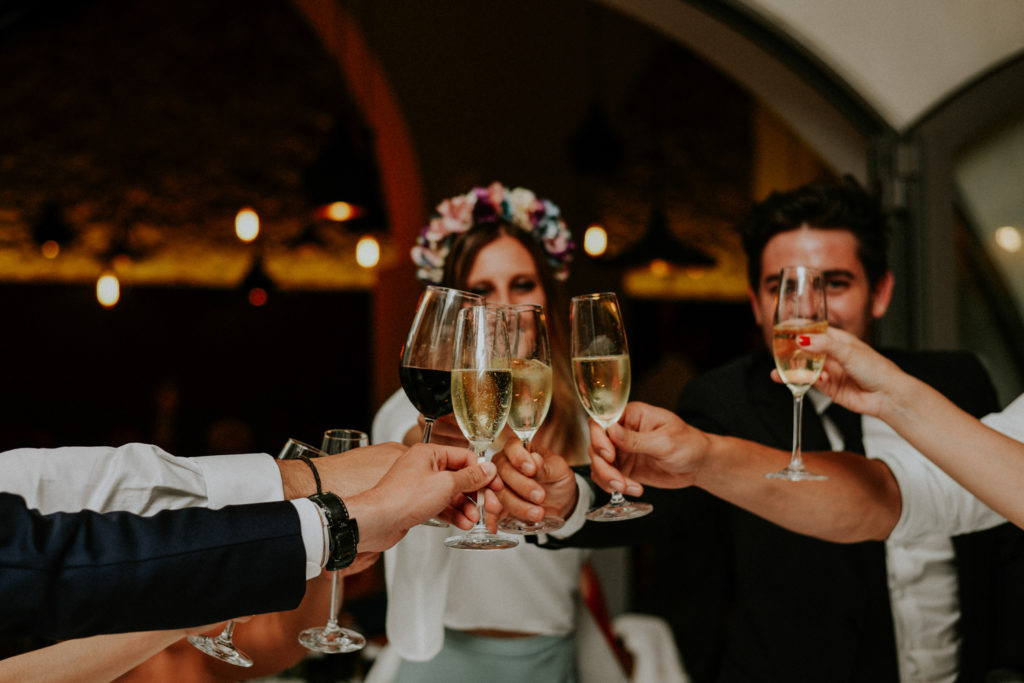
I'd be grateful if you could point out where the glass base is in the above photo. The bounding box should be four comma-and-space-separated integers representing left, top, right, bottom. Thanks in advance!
188, 634, 253, 667
298, 625, 366, 654
585, 500, 653, 522
420, 517, 449, 528
765, 467, 828, 481
444, 529, 519, 549
497, 514, 565, 535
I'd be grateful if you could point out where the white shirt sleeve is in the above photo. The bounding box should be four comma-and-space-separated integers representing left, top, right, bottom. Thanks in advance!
869, 425, 1007, 543
0, 443, 282, 515
542, 474, 594, 541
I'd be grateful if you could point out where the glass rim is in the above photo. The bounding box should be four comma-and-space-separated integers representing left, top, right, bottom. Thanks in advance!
571, 291, 619, 302
423, 284, 484, 300
277, 438, 323, 460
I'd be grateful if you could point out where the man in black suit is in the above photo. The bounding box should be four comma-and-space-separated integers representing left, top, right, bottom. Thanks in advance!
2, 440, 497, 640
497, 178, 1024, 682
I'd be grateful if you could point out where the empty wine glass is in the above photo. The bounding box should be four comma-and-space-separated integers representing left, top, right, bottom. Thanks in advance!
765, 266, 829, 481
444, 304, 518, 549
400, 285, 484, 527
296, 429, 370, 653
496, 304, 563, 535
571, 292, 652, 522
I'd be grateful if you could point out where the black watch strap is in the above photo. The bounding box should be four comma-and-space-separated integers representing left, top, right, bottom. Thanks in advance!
308, 492, 359, 570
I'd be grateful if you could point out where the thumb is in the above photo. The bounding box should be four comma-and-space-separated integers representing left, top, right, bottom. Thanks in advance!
450, 461, 497, 493
607, 421, 648, 456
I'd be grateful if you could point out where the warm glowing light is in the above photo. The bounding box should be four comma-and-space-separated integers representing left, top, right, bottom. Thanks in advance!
995, 225, 1022, 253
583, 225, 608, 257
235, 207, 260, 242
96, 270, 120, 308
321, 202, 364, 222
355, 235, 380, 268
248, 288, 268, 307
41, 240, 60, 259
649, 259, 671, 277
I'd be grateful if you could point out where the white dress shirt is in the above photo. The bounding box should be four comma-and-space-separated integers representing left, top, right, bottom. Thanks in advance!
0, 443, 326, 579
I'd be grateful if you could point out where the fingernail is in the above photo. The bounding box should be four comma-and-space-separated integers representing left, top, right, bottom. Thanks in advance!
609, 480, 623, 493
626, 484, 642, 496
798, 335, 810, 346
530, 489, 544, 504
530, 507, 545, 521
480, 462, 496, 475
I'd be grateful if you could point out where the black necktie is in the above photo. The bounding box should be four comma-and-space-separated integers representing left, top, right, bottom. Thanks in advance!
825, 403, 865, 455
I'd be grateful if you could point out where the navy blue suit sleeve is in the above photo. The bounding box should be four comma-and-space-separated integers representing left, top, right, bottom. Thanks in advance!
0, 493, 307, 640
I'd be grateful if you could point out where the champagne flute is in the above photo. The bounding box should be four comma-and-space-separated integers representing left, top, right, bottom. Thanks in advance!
400, 285, 484, 527
496, 304, 563, 535
297, 429, 370, 653
765, 265, 829, 481
571, 292, 652, 521
444, 304, 518, 550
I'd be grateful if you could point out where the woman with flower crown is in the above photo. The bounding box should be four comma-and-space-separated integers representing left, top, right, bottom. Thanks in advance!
369, 183, 619, 683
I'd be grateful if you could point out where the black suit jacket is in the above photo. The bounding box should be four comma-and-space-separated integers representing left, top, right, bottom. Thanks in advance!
550, 349, 1024, 682
0, 493, 307, 640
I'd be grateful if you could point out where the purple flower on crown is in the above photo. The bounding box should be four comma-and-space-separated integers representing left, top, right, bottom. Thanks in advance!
411, 182, 575, 284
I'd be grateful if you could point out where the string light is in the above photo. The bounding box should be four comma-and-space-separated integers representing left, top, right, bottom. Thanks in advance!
355, 235, 380, 268
96, 269, 120, 308
583, 224, 608, 257
235, 207, 260, 243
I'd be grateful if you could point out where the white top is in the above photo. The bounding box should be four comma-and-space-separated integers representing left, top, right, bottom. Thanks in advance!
372, 389, 589, 661
0, 443, 325, 579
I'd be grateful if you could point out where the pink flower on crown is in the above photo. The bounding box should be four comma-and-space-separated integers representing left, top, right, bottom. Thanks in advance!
411, 182, 575, 284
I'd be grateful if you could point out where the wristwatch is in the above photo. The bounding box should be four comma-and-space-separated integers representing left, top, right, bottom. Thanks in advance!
308, 492, 359, 570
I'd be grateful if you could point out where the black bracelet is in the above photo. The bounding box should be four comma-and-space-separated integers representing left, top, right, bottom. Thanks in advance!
297, 454, 322, 495
308, 492, 359, 570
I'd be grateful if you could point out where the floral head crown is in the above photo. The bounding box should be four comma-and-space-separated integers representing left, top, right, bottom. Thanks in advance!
411, 182, 575, 284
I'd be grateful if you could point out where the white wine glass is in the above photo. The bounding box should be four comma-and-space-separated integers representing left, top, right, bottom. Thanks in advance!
497, 304, 563, 535
766, 265, 829, 481
444, 304, 518, 550
571, 292, 652, 521
400, 285, 484, 527
296, 429, 370, 653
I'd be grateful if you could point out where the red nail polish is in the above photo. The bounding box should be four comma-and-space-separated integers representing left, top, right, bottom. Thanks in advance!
798, 335, 810, 346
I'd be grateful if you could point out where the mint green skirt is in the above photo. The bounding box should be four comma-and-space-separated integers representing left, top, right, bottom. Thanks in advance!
392, 628, 577, 683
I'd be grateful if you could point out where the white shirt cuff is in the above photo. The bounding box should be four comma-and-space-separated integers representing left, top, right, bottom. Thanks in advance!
189, 453, 283, 509
543, 474, 594, 541
290, 498, 327, 580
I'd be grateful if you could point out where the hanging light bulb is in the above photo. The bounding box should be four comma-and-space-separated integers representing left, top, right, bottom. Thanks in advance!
355, 235, 380, 268
235, 207, 260, 243
96, 269, 120, 308
583, 224, 608, 257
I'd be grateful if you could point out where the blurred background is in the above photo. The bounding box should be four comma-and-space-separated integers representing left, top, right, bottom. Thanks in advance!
1, 0, 1023, 671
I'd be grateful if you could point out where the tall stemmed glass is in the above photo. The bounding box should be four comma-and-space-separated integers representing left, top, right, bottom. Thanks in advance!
497, 304, 563, 535
188, 443, 328, 667
571, 292, 652, 521
444, 304, 518, 549
296, 429, 370, 652
766, 266, 829, 481
400, 286, 484, 527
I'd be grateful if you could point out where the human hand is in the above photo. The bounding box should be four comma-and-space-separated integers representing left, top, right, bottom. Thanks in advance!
589, 402, 711, 493
771, 326, 900, 418
493, 439, 579, 525
344, 442, 500, 552
311, 442, 405, 499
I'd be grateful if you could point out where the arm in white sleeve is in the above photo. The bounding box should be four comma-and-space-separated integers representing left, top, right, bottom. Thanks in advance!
542, 473, 594, 541
873, 441, 1007, 543
291, 498, 328, 580
0, 443, 281, 515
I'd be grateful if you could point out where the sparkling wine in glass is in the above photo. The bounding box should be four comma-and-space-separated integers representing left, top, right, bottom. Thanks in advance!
571, 292, 652, 522
496, 304, 563, 535
444, 304, 518, 550
766, 266, 829, 481
400, 286, 484, 527
296, 429, 370, 653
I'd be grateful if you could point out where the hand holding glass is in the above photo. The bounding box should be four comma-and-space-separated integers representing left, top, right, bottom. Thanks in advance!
444, 304, 518, 549
765, 266, 829, 481
497, 304, 562, 535
296, 429, 370, 653
571, 292, 652, 521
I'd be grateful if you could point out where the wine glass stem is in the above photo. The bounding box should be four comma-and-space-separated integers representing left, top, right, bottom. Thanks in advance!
325, 571, 342, 633
472, 449, 487, 532
790, 393, 806, 470
422, 418, 435, 443
218, 619, 237, 644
